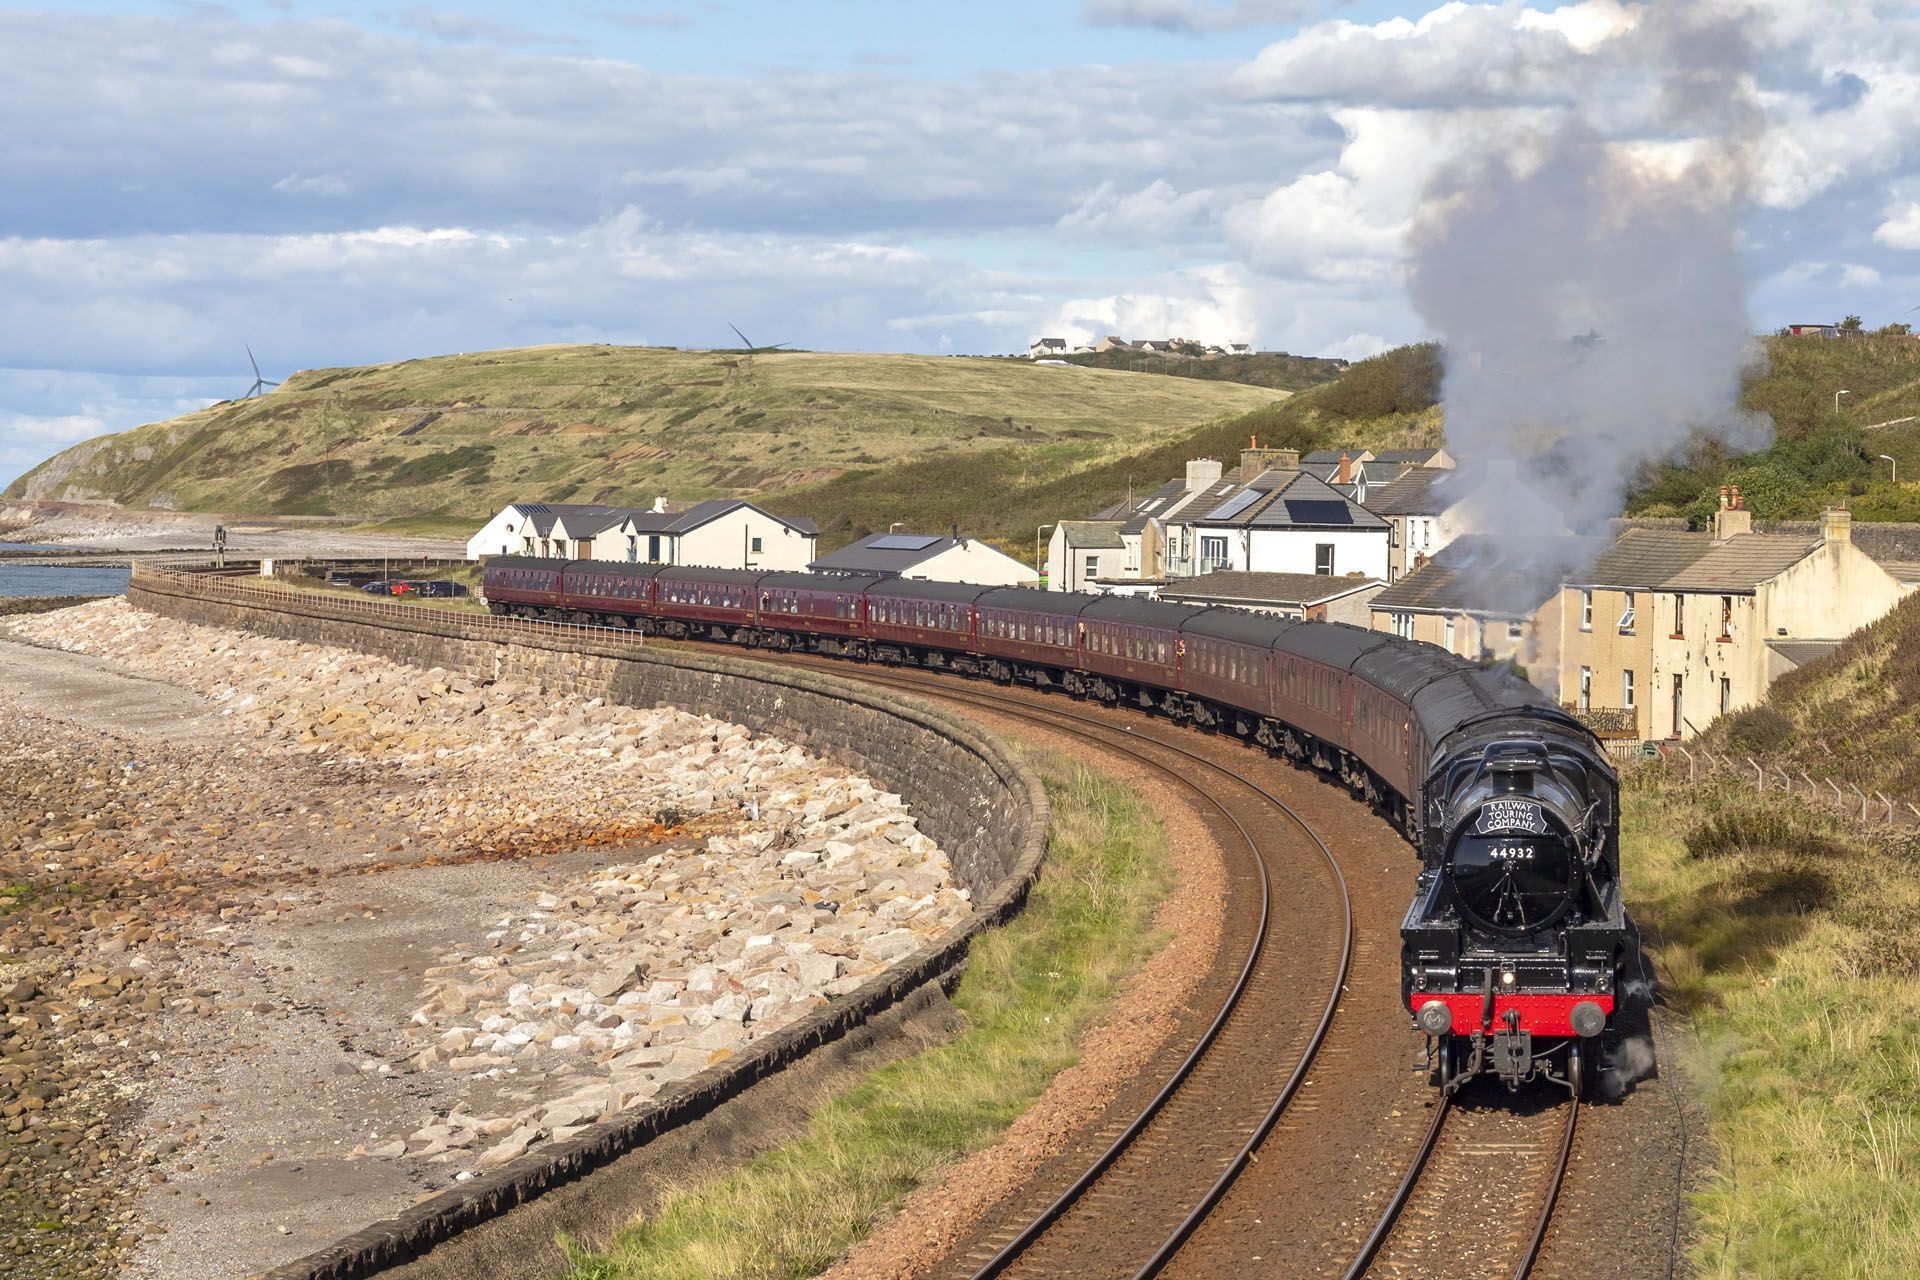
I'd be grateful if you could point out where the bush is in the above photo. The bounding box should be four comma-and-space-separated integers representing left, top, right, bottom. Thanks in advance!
1314, 343, 1441, 420
1683, 800, 1850, 862
1724, 705, 1794, 753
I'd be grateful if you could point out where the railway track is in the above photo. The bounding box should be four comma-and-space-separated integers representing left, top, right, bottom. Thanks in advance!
719, 654, 1357, 1278
714, 649, 1586, 1280
1343, 1064, 1579, 1280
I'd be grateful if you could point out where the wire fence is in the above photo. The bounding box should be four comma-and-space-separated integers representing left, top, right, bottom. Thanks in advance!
1645, 741, 1919, 832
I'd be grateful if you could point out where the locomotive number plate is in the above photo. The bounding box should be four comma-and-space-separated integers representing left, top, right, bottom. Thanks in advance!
1475, 800, 1549, 835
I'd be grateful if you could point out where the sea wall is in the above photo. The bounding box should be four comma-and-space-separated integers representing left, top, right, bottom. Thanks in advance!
127, 566, 1047, 1278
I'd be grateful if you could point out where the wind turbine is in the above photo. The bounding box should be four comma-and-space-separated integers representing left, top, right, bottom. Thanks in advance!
242, 346, 280, 399
725, 324, 791, 381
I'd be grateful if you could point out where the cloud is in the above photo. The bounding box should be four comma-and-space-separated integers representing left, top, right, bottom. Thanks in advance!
1082, 0, 1315, 33
1057, 180, 1217, 241
396, 7, 578, 48
604, 10, 689, 30
272, 171, 348, 198
1875, 201, 1920, 250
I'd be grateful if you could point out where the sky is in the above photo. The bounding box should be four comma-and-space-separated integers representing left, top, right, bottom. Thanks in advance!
3, 0, 1918, 487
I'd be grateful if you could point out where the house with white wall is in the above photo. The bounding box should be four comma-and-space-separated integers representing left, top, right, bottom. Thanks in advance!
466, 499, 816, 569
811, 532, 1034, 586
1184, 466, 1390, 581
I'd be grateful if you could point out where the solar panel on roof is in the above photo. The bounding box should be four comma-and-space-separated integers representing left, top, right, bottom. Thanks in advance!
867, 534, 942, 551
1205, 488, 1263, 521
1282, 499, 1354, 525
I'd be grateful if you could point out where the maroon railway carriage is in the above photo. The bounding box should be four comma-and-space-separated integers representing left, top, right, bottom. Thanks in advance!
863, 579, 986, 664
1177, 607, 1289, 732
559, 561, 664, 625
753, 572, 879, 650
483, 555, 566, 616
652, 567, 764, 637
1076, 597, 1201, 704
971, 587, 1088, 682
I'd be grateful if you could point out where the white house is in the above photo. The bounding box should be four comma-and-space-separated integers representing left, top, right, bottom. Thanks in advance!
1185, 469, 1391, 581
466, 499, 817, 569
810, 532, 1034, 586
1047, 521, 1130, 591
466, 502, 631, 560
1028, 337, 1068, 359
615, 499, 818, 570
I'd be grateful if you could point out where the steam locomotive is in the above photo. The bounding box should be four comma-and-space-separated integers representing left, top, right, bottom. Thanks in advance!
480, 555, 1638, 1094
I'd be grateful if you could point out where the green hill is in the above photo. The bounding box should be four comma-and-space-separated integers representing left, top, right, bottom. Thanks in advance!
1629, 331, 1920, 523
5, 345, 1287, 542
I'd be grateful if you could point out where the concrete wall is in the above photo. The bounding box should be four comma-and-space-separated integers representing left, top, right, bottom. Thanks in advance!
126, 566, 1047, 1280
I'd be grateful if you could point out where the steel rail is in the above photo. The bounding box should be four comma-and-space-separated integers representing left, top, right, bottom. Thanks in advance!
725, 656, 1355, 1280
1342, 1063, 1580, 1280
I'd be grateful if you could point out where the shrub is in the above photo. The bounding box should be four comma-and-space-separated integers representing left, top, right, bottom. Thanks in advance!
1724, 705, 1794, 753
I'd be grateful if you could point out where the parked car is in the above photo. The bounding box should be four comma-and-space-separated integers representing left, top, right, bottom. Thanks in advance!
417, 580, 471, 598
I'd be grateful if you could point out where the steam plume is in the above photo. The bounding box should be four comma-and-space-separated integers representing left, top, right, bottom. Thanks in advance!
1407, 3, 1772, 600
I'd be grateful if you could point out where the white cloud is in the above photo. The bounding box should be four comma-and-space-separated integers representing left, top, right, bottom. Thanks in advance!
1875, 202, 1920, 250
272, 171, 349, 197
1081, 0, 1315, 33
1057, 180, 1217, 241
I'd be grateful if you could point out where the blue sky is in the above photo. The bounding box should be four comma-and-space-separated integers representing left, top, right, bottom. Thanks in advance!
3, 0, 1918, 487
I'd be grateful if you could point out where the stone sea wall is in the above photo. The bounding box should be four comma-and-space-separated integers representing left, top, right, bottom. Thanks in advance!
127, 567, 1047, 1279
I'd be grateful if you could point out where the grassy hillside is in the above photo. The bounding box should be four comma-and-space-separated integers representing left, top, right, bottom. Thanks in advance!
1059, 348, 1348, 391
786, 342, 1443, 550
1630, 333, 1920, 524
5, 346, 1282, 539
1625, 588, 1920, 1275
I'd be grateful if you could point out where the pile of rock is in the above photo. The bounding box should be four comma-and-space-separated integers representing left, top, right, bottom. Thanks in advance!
6, 600, 973, 1178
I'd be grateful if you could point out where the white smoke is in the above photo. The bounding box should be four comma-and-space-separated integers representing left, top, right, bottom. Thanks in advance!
1407, 3, 1774, 601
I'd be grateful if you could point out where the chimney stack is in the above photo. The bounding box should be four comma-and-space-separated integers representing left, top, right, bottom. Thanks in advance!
1336, 451, 1352, 486
1185, 458, 1223, 491
1822, 506, 1852, 544
1238, 438, 1300, 482
1711, 488, 1752, 540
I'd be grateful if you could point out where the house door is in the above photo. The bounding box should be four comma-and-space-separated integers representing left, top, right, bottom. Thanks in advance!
1671, 674, 1683, 738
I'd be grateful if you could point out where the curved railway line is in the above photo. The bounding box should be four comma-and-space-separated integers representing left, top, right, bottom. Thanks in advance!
686, 645, 1585, 1280
124, 571, 1605, 1278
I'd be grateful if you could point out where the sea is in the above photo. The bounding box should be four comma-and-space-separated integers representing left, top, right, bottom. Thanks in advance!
0, 545, 131, 598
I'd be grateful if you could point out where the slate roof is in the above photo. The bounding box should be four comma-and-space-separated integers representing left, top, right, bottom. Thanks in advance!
1059, 521, 1126, 550
1569, 527, 1713, 588
1661, 534, 1821, 594
1767, 639, 1844, 668
1194, 470, 1389, 530
1763, 520, 1920, 583
1371, 534, 1600, 617
811, 533, 997, 574
513, 503, 631, 538
1159, 572, 1382, 607
1362, 467, 1453, 517
1302, 449, 1375, 465
1373, 449, 1446, 465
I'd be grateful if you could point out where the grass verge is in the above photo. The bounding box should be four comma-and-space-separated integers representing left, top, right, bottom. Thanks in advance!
1625, 774, 1920, 1278
564, 748, 1175, 1280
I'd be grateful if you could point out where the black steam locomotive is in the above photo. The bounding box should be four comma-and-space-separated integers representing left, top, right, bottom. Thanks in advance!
481, 556, 1639, 1094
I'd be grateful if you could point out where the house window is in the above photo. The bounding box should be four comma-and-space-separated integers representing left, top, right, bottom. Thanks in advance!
1393, 612, 1414, 639
750, 536, 763, 554
1579, 665, 1592, 711
1672, 674, 1684, 737
1720, 596, 1733, 640
1507, 620, 1523, 641
626, 536, 638, 563
648, 534, 662, 562
1084, 555, 1099, 581
1618, 591, 1636, 633
1580, 590, 1593, 631
1315, 543, 1335, 575
1443, 617, 1455, 651
1673, 593, 1685, 638
1200, 536, 1228, 570
1623, 669, 1635, 709
1720, 677, 1732, 714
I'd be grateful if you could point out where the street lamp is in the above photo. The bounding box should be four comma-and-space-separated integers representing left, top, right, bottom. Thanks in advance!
1036, 523, 1055, 588
1836, 389, 1853, 412
1880, 454, 1897, 484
